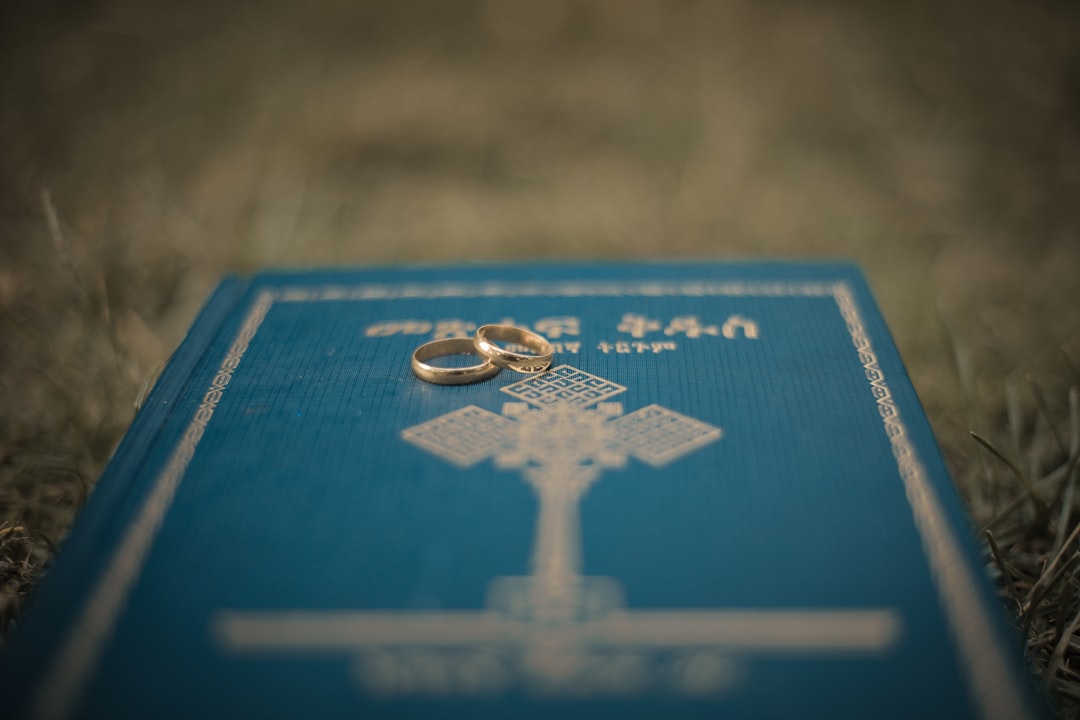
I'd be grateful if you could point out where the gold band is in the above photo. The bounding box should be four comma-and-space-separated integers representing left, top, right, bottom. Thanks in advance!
473, 324, 554, 373
411, 338, 500, 385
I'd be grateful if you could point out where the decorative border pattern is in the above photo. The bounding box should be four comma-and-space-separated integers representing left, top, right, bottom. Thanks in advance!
32, 279, 1028, 720
32, 291, 276, 720
832, 284, 1023, 720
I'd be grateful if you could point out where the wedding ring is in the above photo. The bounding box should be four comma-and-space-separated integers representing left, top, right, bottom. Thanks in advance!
411, 338, 500, 385
473, 324, 554, 373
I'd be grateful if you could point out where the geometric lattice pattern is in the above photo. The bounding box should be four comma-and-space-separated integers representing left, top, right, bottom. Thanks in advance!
502, 365, 626, 408
400, 405, 515, 468
612, 404, 724, 467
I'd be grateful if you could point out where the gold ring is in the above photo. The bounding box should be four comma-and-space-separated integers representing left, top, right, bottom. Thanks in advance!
411, 338, 500, 385
473, 324, 554, 373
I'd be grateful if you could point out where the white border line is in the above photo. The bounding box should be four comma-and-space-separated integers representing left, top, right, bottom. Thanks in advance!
31, 280, 1028, 720
31, 291, 276, 720
832, 283, 1025, 720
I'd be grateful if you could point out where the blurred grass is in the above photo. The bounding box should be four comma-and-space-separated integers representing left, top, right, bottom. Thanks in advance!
1, 0, 1079, 713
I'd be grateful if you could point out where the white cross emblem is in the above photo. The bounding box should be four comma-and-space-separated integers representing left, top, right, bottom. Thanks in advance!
217, 366, 900, 698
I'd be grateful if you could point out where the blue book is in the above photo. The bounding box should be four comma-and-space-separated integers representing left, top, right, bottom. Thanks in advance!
1, 262, 1043, 719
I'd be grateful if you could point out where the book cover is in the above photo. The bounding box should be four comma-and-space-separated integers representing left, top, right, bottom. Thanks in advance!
0, 261, 1042, 719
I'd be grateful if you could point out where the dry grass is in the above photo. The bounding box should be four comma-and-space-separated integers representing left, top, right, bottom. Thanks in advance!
1, 0, 1079, 714
970, 378, 1080, 713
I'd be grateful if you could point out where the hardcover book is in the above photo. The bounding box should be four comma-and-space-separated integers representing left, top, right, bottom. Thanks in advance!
1, 262, 1042, 719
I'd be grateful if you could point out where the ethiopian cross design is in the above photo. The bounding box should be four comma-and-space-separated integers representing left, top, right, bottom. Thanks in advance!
403, 364, 724, 634
217, 366, 900, 698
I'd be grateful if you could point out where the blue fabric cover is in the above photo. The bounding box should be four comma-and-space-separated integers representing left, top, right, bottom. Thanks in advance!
0, 262, 1043, 719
